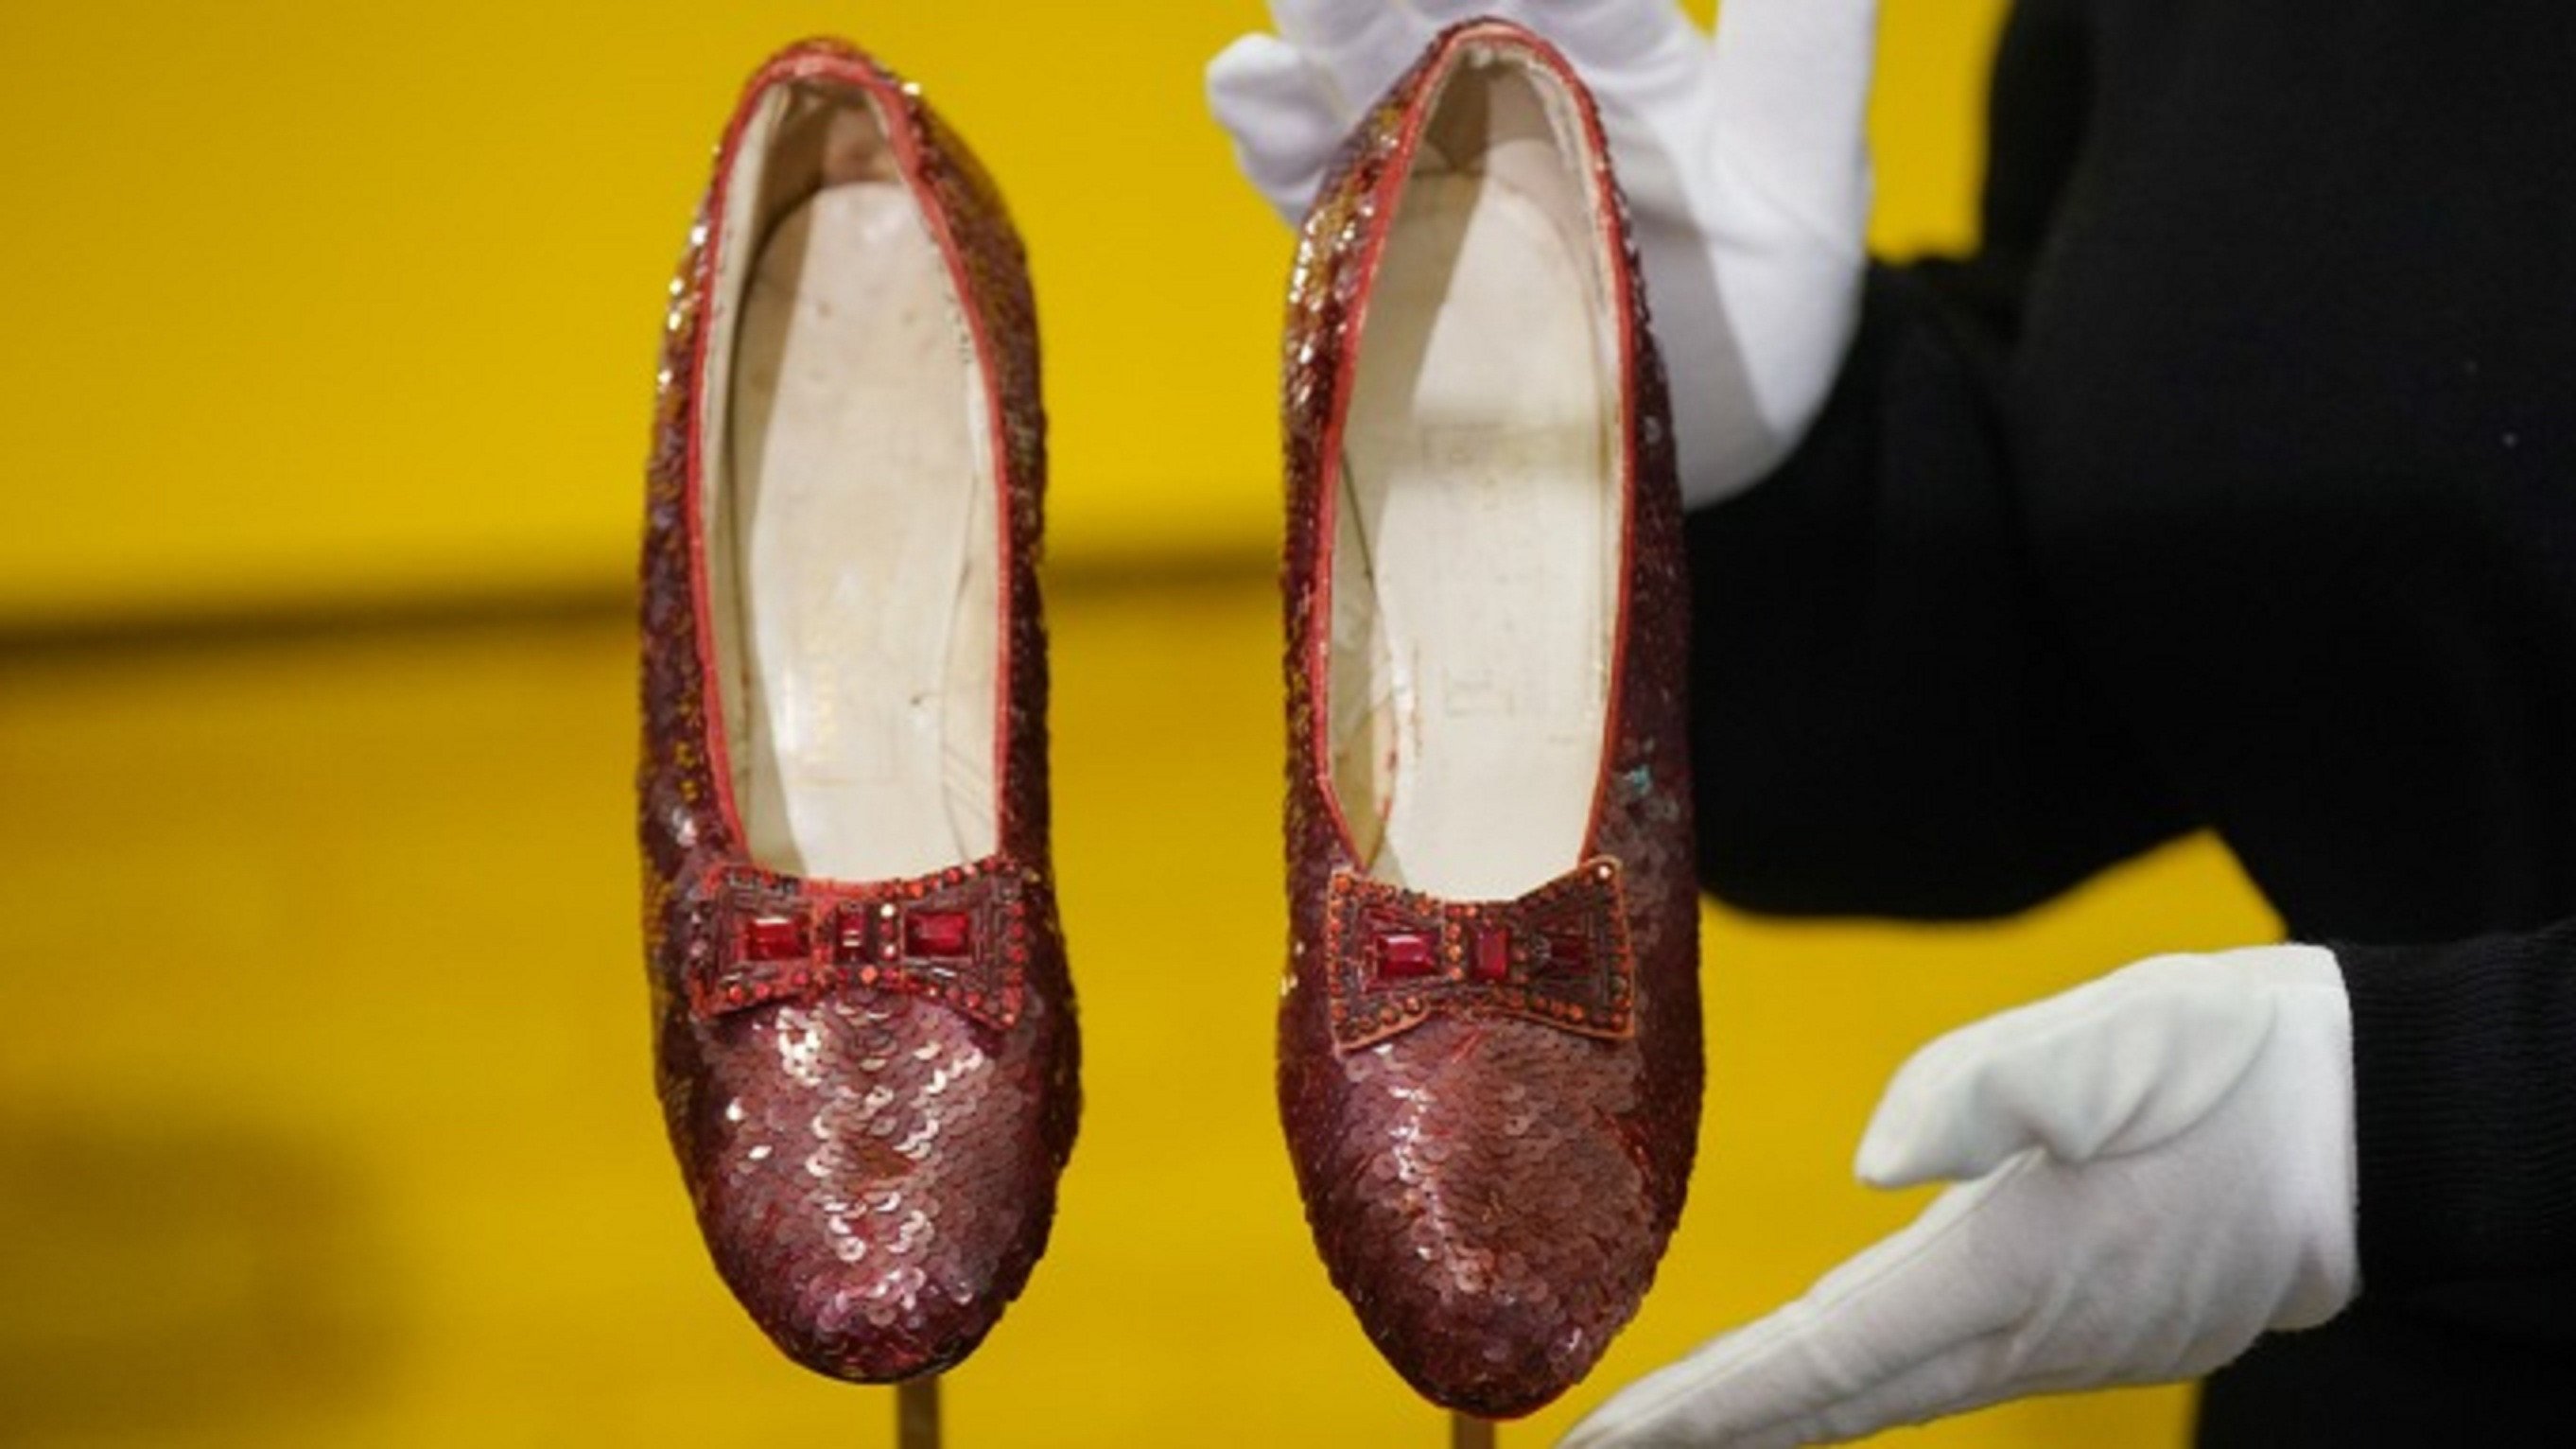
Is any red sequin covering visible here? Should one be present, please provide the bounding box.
[1274,22,1702,1419]
[638,39,1076,1386]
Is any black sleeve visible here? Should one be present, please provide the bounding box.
[1687,0,2190,918]
[2337,923,2576,1336]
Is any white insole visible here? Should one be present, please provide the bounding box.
[1333,168,1613,900]
[724,181,998,882]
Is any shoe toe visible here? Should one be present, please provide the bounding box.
[1304,1017,1663,1417]
[678,992,1062,1382]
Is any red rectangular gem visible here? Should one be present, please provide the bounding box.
[743,915,809,961]
[1540,929,1590,978]
[1373,930,1437,981]
[904,909,974,959]
[1471,925,1512,983]
[833,907,872,962]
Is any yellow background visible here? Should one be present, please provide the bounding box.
[0,2,2271,1445]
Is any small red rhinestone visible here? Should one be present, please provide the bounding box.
[1372,930,1437,981]
[905,909,974,958]
[833,907,871,961]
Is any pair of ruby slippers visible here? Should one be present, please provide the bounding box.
[641,26,1697,1418]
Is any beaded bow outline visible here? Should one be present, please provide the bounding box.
[1323,857,1635,1051]
[682,854,1040,1032]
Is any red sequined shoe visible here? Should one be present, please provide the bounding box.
[1276,21,1701,1418]
[638,39,1075,1383]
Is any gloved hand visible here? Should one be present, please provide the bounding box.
[1562,945,2359,1448]
[1208,0,1879,508]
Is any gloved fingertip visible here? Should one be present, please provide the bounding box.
[1850,1044,1956,1188]
[1854,1032,2025,1187]
[1268,0,1392,55]
[1512,0,1699,74]
[1205,33,1348,222]
[1853,1109,1932,1190]
[1206,33,1313,113]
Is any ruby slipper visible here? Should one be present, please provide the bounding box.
[1274,20,1702,1418]
[638,38,1075,1383]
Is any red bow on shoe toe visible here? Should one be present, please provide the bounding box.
[684,856,1040,1031]
[1323,857,1636,1051]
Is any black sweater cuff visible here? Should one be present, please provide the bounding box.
[2336,922,2576,1310]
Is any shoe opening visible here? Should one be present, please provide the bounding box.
[697,78,1003,882]
[1328,44,1626,900]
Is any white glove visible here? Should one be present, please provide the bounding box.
[1208,0,1879,507]
[1563,945,2359,1449]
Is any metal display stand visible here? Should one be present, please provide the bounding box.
[893,1378,1494,1444]
[897,1377,941,1449]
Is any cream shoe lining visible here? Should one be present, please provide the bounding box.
[699,85,1000,882]
[1330,51,1621,901]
